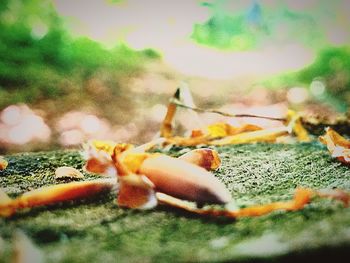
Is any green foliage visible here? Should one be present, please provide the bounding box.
[192,1,262,51]
[299,46,350,110]
[298,46,350,86]
[262,46,350,111]
[0,0,159,109]
[191,0,326,51]
[192,14,257,50]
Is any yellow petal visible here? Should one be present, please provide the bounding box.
[206,123,232,138]
[206,123,262,138]
[165,136,210,147]
[89,140,117,155]
[286,110,310,142]
[121,153,153,174]
[210,126,288,145]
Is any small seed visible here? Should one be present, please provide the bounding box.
[55,166,84,179]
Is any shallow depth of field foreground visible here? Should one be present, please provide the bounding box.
[1,142,350,262]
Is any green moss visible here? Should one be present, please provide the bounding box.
[1,143,350,262]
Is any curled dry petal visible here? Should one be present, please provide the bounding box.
[0,179,116,217]
[139,155,231,204]
[118,174,157,209]
[158,187,349,219]
[319,127,350,164]
[54,166,84,179]
[178,148,221,170]
[156,188,314,219]
[0,157,8,171]
[83,140,117,176]
[286,110,311,142]
[112,152,157,209]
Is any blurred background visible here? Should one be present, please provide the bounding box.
[0,0,349,154]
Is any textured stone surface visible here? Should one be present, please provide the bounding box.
[1,143,350,262]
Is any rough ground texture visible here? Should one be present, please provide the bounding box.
[0,142,350,262]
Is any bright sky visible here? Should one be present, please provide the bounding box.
[53,0,348,79]
[54,0,209,49]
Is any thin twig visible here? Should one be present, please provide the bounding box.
[170,98,286,122]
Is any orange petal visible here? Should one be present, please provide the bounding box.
[319,127,350,164]
[178,148,221,170]
[156,188,314,219]
[191,129,204,138]
[0,179,116,217]
[0,156,8,171]
[117,174,157,209]
[84,157,116,176]
[83,141,117,176]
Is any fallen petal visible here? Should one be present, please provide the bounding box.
[117,174,157,209]
[286,110,311,142]
[0,157,8,171]
[319,127,350,164]
[82,140,117,176]
[156,188,314,219]
[140,155,231,204]
[1,179,116,217]
[210,126,289,146]
[178,148,221,170]
[206,123,262,138]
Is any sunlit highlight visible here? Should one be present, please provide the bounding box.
[0,105,51,145]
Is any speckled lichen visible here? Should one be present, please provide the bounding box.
[1,143,350,262]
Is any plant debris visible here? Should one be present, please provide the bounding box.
[160,87,310,146]
[319,127,350,165]
[0,157,8,171]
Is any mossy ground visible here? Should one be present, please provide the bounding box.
[1,143,350,262]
